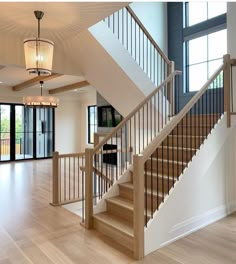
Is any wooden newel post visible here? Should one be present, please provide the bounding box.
[133,154,144,260]
[52,151,60,205]
[85,148,94,229]
[223,54,231,128]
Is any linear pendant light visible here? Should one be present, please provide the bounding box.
[23,81,59,108]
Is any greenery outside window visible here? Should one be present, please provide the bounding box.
[88,105,97,144]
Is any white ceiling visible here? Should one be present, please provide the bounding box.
[0,2,128,99]
[0,65,84,88]
[0,65,95,99]
[0,2,128,43]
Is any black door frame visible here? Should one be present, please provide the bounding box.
[0,103,55,162]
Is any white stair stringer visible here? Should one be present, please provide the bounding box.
[89,21,158,97]
[77,27,144,116]
[144,114,236,255]
[76,21,169,117]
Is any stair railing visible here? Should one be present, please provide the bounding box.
[85,71,182,229]
[51,151,86,222]
[131,55,232,257]
[103,6,172,89]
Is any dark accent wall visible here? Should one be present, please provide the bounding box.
[167,2,190,112]
[167,2,183,73]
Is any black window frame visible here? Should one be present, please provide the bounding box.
[183,2,227,93]
[87,105,97,144]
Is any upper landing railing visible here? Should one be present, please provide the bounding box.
[104,6,172,87]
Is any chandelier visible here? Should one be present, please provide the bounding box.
[24,11,54,75]
[23,11,59,108]
[23,81,59,108]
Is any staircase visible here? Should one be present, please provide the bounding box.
[92,112,222,253]
[82,6,232,259]
[84,58,230,259]
[51,4,234,260]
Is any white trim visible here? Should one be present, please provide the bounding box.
[160,202,236,248]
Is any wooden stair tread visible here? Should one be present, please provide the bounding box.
[144,171,176,181]
[184,113,220,116]
[148,157,188,165]
[176,124,212,127]
[107,196,153,218]
[119,182,166,197]
[130,168,176,181]
[119,182,135,192]
[106,196,134,211]
[160,146,197,151]
[94,212,134,238]
[167,134,202,138]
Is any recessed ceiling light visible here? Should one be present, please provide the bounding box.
[74,89,78,92]
[0,81,2,84]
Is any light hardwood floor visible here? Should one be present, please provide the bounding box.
[0,160,235,264]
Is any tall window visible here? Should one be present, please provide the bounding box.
[185,2,226,27]
[184,2,227,92]
[88,105,97,144]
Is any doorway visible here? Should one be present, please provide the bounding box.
[0,104,55,162]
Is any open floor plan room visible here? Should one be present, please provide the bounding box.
[0,160,235,264]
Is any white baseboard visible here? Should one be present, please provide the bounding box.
[159,201,236,249]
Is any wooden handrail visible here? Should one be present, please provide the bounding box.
[126,6,171,65]
[141,63,224,162]
[80,165,113,185]
[93,70,182,153]
[58,152,85,158]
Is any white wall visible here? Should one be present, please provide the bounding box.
[55,92,96,154]
[55,100,81,154]
[130,2,168,55]
[145,115,236,255]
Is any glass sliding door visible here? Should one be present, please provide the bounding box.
[0,103,54,162]
[0,105,11,161]
[15,106,34,160]
[36,108,54,158]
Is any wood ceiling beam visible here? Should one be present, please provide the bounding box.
[48,80,90,95]
[12,73,63,91]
